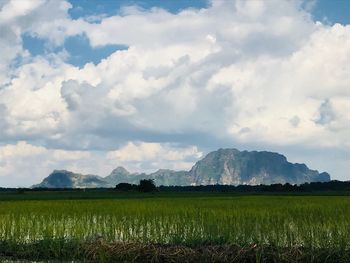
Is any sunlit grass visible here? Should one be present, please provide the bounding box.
[1,195,350,250]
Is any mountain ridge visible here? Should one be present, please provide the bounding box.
[33,148,330,188]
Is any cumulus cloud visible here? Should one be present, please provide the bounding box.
[0,0,350,186]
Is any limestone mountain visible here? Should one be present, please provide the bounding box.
[33,148,330,188]
[189,148,330,185]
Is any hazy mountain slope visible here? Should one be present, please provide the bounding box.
[105,167,190,186]
[104,167,137,184]
[148,169,191,186]
[32,170,112,188]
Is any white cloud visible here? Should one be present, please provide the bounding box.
[0,0,350,185]
[0,141,94,187]
[0,0,44,22]
[107,141,202,172]
[0,57,70,139]
[0,141,46,157]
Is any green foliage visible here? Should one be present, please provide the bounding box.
[115,183,138,191]
[138,179,157,192]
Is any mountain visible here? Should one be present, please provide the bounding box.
[189,148,330,185]
[32,170,112,188]
[104,166,135,184]
[104,167,190,186]
[148,169,191,186]
[33,148,330,188]
[33,168,190,188]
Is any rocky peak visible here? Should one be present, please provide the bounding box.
[189,148,330,185]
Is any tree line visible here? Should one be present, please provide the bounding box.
[1,180,350,193]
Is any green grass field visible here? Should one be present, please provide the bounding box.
[1,191,350,262]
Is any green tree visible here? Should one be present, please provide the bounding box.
[138,179,157,192]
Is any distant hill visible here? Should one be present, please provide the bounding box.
[32,170,111,188]
[33,148,330,188]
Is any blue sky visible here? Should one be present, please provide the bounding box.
[1,0,350,187]
[68,0,209,18]
[65,0,350,24]
[313,0,350,25]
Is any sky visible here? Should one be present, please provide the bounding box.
[0,0,350,187]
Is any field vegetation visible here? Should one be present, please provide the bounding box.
[1,192,350,262]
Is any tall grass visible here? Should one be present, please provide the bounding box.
[1,195,350,250]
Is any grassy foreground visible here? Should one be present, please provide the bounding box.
[1,192,350,262]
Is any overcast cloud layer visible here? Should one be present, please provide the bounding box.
[0,0,349,187]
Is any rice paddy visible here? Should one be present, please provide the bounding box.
[1,192,350,262]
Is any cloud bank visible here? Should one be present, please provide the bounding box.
[0,0,349,186]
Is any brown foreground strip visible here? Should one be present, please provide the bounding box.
[82,241,348,263]
[1,240,350,263]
